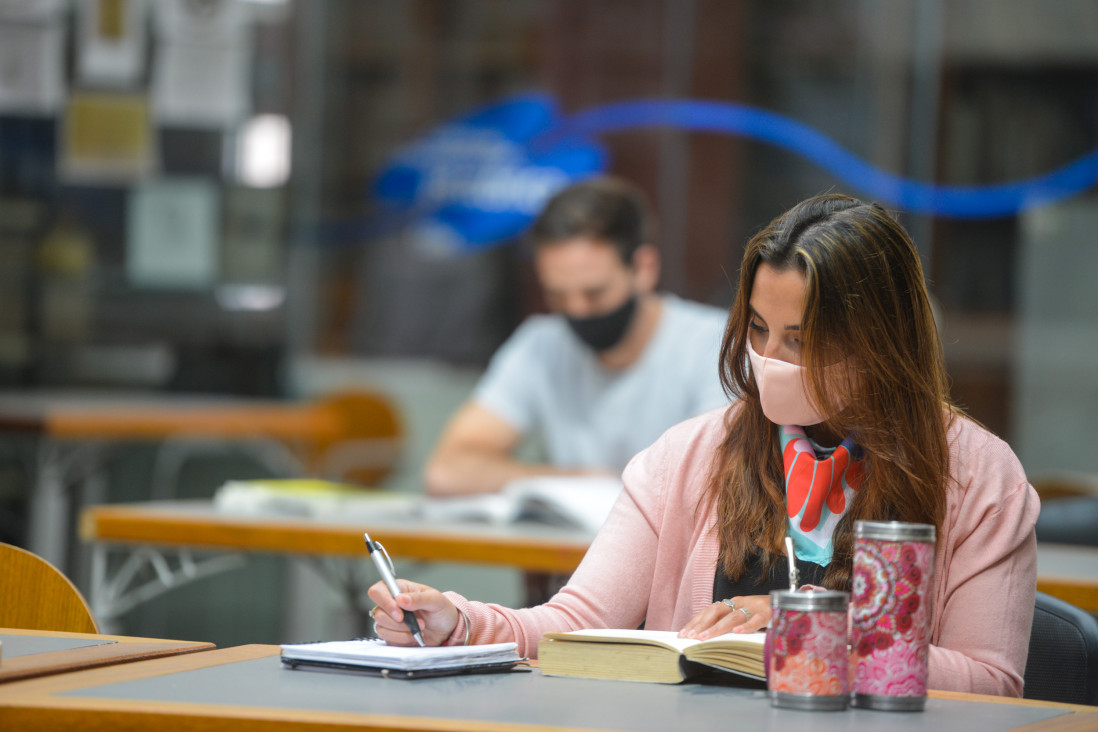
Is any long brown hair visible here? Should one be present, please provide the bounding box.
[710,194,953,590]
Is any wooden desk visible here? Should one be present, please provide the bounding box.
[0,390,400,573]
[0,628,214,683]
[0,393,343,442]
[81,499,590,573]
[0,645,1093,732]
[84,505,1095,588]
[79,499,591,629]
[1036,543,1098,614]
[81,501,1098,615]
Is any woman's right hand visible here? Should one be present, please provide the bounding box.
[367,579,459,646]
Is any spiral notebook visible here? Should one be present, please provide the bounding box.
[280,638,528,679]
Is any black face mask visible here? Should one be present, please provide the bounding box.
[565,295,638,353]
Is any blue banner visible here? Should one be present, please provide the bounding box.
[367,93,1098,253]
[552,99,1098,219]
[371,93,607,254]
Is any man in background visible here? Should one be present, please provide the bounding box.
[424,175,730,497]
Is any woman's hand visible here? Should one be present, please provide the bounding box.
[367,579,459,646]
[678,595,771,639]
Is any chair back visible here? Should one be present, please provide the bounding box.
[1023,591,1098,705]
[307,390,404,485]
[1032,472,1098,502]
[0,542,99,633]
[1033,472,1098,547]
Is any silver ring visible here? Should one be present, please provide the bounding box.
[370,606,383,633]
[738,607,751,620]
[721,598,737,610]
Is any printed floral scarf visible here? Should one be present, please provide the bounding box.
[780,424,865,566]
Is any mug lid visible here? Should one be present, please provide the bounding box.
[854,520,936,542]
[770,589,849,612]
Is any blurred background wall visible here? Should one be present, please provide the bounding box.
[1,0,1095,644]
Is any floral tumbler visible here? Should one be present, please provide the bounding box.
[850,520,936,711]
[768,589,850,711]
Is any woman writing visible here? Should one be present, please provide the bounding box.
[369,194,1038,696]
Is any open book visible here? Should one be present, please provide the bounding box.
[538,628,767,684]
[214,476,622,534]
[420,476,623,534]
[280,638,525,679]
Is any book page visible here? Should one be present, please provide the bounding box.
[544,628,766,653]
[419,493,518,525]
[418,476,623,532]
[505,476,623,534]
[693,630,767,648]
[543,628,699,653]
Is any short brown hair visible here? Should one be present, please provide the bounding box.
[526,176,651,263]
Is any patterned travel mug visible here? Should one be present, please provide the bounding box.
[850,520,936,711]
[768,589,850,711]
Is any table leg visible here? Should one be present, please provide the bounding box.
[88,543,246,634]
[27,441,69,570]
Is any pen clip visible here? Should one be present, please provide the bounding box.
[364,533,397,576]
[375,540,396,577]
[785,535,799,592]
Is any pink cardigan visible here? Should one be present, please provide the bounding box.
[446,406,1039,696]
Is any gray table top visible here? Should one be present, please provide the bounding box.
[1036,542,1098,581]
[0,634,116,660]
[59,654,1068,732]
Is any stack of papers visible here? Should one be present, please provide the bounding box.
[280,638,525,679]
[213,480,419,522]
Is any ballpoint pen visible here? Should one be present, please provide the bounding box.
[364,532,426,646]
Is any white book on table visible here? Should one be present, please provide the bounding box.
[420,475,623,534]
[212,479,420,522]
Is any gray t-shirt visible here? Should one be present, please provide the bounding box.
[473,294,731,474]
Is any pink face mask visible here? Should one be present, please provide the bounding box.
[746,339,827,426]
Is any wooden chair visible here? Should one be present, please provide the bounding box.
[0,542,99,633]
[1032,472,1098,502]
[147,388,405,500]
[306,390,404,486]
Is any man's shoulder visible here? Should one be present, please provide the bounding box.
[503,313,572,350]
[652,295,727,360]
[483,313,591,383]
[660,294,728,332]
